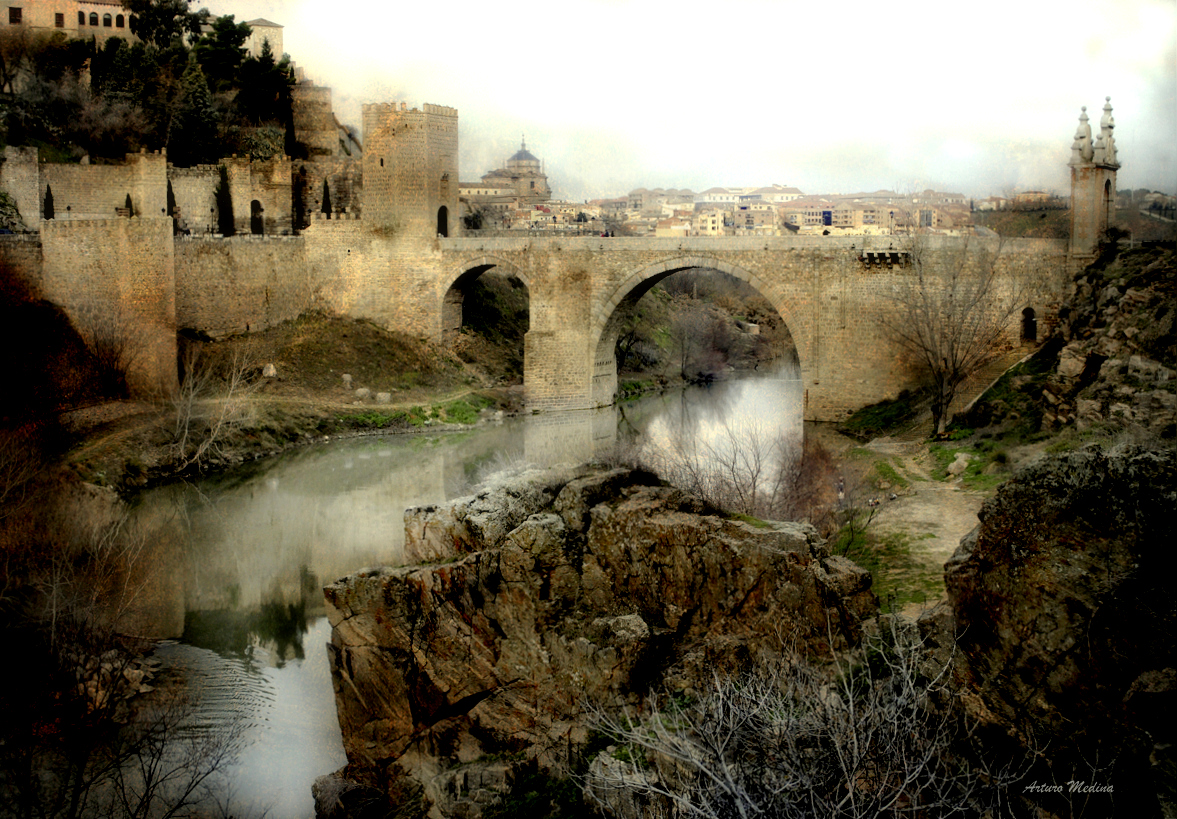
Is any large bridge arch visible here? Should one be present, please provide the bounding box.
[441,255,530,334]
[588,255,811,409]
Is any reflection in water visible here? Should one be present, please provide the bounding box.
[134,378,804,818]
[153,617,344,819]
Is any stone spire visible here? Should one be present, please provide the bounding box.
[1079,106,1094,163]
[1100,96,1118,167]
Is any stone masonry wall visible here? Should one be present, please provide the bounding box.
[40,151,168,221]
[40,217,176,395]
[0,235,45,300]
[361,103,458,239]
[174,236,314,336]
[292,83,339,158]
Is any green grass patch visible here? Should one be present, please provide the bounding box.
[837,528,944,611]
[334,410,411,430]
[440,396,489,425]
[873,459,909,490]
[729,512,773,529]
[840,390,923,440]
[619,379,659,400]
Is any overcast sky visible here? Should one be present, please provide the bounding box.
[200,0,1176,202]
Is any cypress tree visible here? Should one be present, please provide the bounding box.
[124,193,134,216]
[215,165,235,236]
[43,185,54,220]
[321,178,332,219]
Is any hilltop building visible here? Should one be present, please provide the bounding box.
[461,139,551,209]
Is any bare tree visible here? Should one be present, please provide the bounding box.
[882,236,1028,435]
[644,420,838,528]
[169,344,257,472]
[586,619,1031,819]
[76,301,144,399]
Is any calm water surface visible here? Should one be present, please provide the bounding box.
[137,369,802,816]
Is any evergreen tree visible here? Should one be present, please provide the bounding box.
[321,178,332,219]
[123,0,207,49]
[292,165,307,233]
[166,179,175,216]
[215,165,234,235]
[191,15,250,94]
[170,58,218,165]
[43,185,54,220]
[124,193,134,216]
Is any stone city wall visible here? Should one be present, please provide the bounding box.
[0,234,46,300]
[292,83,340,159]
[168,157,293,236]
[40,217,177,395]
[174,235,314,336]
[40,151,168,221]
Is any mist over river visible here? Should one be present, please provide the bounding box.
[134,369,802,817]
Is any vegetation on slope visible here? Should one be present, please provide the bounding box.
[0,1,301,165]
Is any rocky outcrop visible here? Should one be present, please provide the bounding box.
[324,466,877,814]
[927,445,1177,817]
[1043,247,1176,432]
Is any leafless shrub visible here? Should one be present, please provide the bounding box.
[586,620,1031,818]
[0,495,254,819]
[0,425,44,525]
[76,302,143,399]
[643,420,838,528]
[169,344,258,472]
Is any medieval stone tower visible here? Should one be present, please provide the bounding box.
[361,102,459,239]
[1069,97,1119,265]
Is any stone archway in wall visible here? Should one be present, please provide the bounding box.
[442,256,531,384]
[589,257,809,410]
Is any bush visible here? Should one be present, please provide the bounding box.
[587,622,1029,818]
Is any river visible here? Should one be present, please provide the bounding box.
[135,369,803,817]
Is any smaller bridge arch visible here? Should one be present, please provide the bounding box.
[441,254,531,339]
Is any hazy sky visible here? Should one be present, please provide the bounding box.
[200,0,1175,202]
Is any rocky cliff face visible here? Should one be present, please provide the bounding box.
[1043,246,1176,433]
[927,445,1177,817]
[322,465,877,814]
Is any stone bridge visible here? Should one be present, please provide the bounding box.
[340,232,1069,421]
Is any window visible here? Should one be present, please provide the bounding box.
[115,14,123,27]
[78,10,84,24]
[102,13,111,26]
[8,7,21,25]
[89,12,97,25]
[55,12,63,26]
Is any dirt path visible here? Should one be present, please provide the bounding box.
[863,439,989,614]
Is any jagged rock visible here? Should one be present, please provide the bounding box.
[1045,249,1177,435]
[931,446,1177,816]
[325,466,878,808]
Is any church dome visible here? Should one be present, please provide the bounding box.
[510,146,539,163]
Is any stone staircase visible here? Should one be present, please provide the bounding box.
[889,346,1035,442]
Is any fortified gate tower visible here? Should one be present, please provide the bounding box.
[1069,97,1119,267]
[362,102,460,240]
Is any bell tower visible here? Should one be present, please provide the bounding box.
[1069,97,1120,265]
